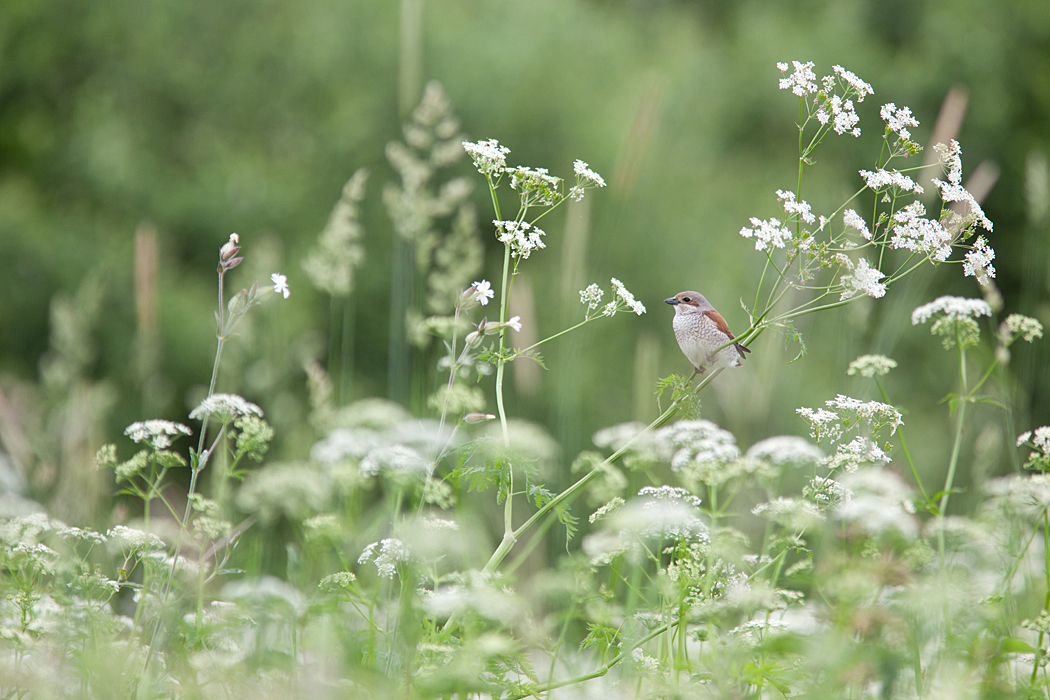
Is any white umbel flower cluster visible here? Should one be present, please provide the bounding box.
[493,220,546,259]
[124,420,192,450]
[910,296,992,325]
[739,217,792,251]
[189,393,264,421]
[462,139,509,176]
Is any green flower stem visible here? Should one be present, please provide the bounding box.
[495,244,514,539]
[1032,509,1050,684]
[875,378,929,504]
[480,369,724,578]
[509,619,677,699]
[519,315,593,354]
[938,340,969,516]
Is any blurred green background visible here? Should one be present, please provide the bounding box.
[1,0,1049,523]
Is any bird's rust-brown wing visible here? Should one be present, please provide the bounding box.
[703,309,752,358]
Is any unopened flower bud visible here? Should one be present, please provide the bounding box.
[228,289,249,315]
[463,413,496,424]
[220,233,241,261]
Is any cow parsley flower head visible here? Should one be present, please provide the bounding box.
[573,160,606,188]
[842,209,871,240]
[462,139,509,176]
[833,65,874,100]
[880,103,920,141]
[745,436,824,468]
[912,296,993,350]
[610,278,646,315]
[911,296,993,325]
[493,220,546,259]
[932,140,993,232]
[890,202,953,262]
[655,419,740,472]
[777,60,818,96]
[124,420,192,450]
[776,190,817,224]
[358,538,410,579]
[1000,314,1044,345]
[579,283,604,310]
[839,258,886,301]
[506,166,562,206]
[963,236,996,283]
[847,354,898,378]
[739,217,791,251]
[859,168,924,194]
[189,393,265,422]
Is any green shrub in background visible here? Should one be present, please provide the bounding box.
[2,61,1049,699]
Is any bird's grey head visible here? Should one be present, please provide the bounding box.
[664,291,711,315]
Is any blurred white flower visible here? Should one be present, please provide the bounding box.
[847,354,897,377]
[358,538,409,579]
[271,273,290,299]
[124,420,192,450]
[911,296,992,325]
[470,280,494,305]
[190,393,264,421]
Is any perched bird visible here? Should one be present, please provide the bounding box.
[665,291,751,374]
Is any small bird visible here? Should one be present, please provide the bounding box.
[665,291,751,374]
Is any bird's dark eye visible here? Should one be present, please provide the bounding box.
[682,296,691,302]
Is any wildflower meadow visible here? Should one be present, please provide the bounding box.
[2,57,1050,700]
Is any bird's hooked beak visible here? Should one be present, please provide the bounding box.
[664,297,679,306]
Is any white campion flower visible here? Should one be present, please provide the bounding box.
[880,103,920,140]
[579,283,604,310]
[776,190,817,224]
[842,209,871,240]
[189,393,264,421]
[963,236,996,282]
[859,168,924,194]
[889,202,953,261]
[470,280,494,306]
[839,258,886,300]
[777,60,817,96]
[739,217,792,251]
[911,296,992,325]
[847,354,898,377]
[493,220,546,259]
[124,420,192,450]
[271,273,290,299]
[610,278,646,315]
[504,315,522,332]
[462,139,509,176]
[358,538,409,579]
